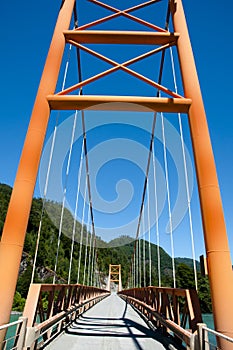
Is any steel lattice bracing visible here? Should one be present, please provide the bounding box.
[107,264,122,292]
[0,1,233,349]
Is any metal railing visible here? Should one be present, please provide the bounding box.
[119,286,203,349]
[1,289,233,350]
[197,323,233,350]
[0,317,27,350]
[22,283,110,349]
[119,287,233,350]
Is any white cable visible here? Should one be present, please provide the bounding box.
[77,175,88,284]
[152,143,161,287]
[147,185,152,286]
[169,46,198,290]
[83,203,91,286]
[134,251,136,288]
[138,236,141,288]
[93,251,98,287]
[161,111,176,288]
[87,226,93,286]
[62,44,72,91]
[53,111,77,284]
[136,240,139,287]
[90,239,96,286]
[31,45,73,283]
[68,138,84,284]
[142,210,146,287]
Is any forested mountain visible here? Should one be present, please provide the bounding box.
[0,183,211,312]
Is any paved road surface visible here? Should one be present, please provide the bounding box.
[46,293,177,350]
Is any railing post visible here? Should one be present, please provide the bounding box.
[24,327,40,350]
[15,317,27,350]
[197,323,210,350]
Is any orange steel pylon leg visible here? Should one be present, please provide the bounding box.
[0,0,75,334]
[171,0,233,347]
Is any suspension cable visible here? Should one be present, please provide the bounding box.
[129,261,132,288]
[83,202,91,285]
[133,249,136,288]
[152,142,161,287]
[31,43,73,283]
[53,109,78,284]
[169,46,198,290]
[76,24,98,285]
[139,236,142,287]
[90,236,96,286]
[74,7,99,287]
[147,185,152,286]
[93,249,98,287]
[134,2,171,249]
[68,138,84,284]
[142,210,146,287]
[87,222,93,285]
[136,239,139,287]
[77,175,88,284]
[31,121,58,283]
[161,110,176,288]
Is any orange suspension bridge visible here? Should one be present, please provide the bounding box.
[0,0,233,349]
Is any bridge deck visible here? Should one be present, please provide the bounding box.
[45,293,179,350]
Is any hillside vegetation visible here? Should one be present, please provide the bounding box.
[0,183,211,312]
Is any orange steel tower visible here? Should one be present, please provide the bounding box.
[0,0,233,348]
[107,264,122,292]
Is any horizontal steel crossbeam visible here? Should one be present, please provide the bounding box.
[47,95,192,112]
[64,30,179,45]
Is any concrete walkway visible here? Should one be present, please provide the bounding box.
[46,293,177,350]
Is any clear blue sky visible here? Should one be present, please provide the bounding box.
[0,1,233,260]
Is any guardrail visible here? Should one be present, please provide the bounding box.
[22,283,110,349]
[0,317,27,350]
[119,286,203,348]
[197,323,233,350]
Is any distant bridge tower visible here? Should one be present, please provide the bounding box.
[107,265,122,292]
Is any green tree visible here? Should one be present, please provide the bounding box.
[176,263,196,289]
[12,291,25,312]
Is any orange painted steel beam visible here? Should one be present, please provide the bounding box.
[171,0,233,346]
[47,95,192,113]
[0,0,75,333]
[64,30,179,45]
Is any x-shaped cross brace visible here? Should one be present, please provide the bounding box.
[78,0,166,32]
[56,39,182,98]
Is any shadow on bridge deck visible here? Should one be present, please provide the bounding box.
[45,293,182,350]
